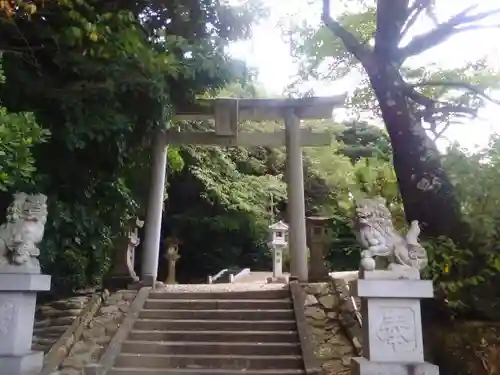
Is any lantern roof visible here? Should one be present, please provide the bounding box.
[269,220,289,231]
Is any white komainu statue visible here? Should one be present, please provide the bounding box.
[354,197,428,272]
[0,192,48,273]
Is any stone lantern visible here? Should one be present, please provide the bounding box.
[106,217,143,289]
[306,216,332,282]
[267,221,289,283]
[164,237,181,284]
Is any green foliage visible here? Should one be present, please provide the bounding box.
[0,0,261,292]
[166,136,287,280]
[337,121,391,163]
[420,137,500,318]
[0,107,49,191]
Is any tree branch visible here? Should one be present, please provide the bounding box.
[399,6,500,61]
[403,81,478,140]
[411,81,500,105]
[321,0,371,63]
[374,0,410,58]
[400,1,429,41]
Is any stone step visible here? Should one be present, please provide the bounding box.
[143,299,293,310]
[34,316,76,328]
[128,330,299,343]
[114,353,303,370]
[31,344,51,352]
[32,337,58,345]
[33,326,68,335]
[133,319,297,331]
[139,309,295,320]
[121,341,301,356]
[109,368,305,375]
[148,290,289,301]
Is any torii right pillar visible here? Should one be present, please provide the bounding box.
[284,109,308,282]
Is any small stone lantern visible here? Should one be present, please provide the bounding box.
[164,237,181,284]
[306,216,332,282]
[267,221,289,282]
[106,217,143,289]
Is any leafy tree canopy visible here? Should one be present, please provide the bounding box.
[0,0,266,291]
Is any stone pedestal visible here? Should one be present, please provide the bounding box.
[0,273,51,375]
[350,270,439,375]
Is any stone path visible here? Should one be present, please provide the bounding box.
[216,270,358,284]
[155,280,288,292]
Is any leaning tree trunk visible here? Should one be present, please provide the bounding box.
[366,64,470,244]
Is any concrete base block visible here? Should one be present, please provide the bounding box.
[0,350,43,375]
[351,357,439,375]
[0,273,51,292]
[141,275,156,287]
[0,274,51,356]
[353,279,434,299]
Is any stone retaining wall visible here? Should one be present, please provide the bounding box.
[33,295,94,353]
[302,279,363,375]
[56,289,136,375]
[41,291,110,375]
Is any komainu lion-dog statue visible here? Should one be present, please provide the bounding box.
[354,197,428,273]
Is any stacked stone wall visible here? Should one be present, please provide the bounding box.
[302,279,363,375]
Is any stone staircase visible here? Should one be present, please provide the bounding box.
[109,287,307,375]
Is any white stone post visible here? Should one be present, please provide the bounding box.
[141,131,168,286]
[350,270,439,375]
[272,247,283,278]
[284,110,308,282]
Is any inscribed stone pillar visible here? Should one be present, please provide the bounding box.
[273,247,283,278]
[306,216,331,282]
[350,271,439,375]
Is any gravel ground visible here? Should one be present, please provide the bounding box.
[155,281,288,293]
[153,270,359,293]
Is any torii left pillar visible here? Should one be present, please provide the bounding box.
[141,131,167,286]
[285,110,308,282]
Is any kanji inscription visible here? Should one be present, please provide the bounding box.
[375,306,417,352]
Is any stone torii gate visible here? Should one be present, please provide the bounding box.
[140,96,345,285]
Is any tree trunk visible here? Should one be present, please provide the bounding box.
[366,63,469,243]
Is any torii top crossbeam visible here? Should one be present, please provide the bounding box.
[174,96,346,121]
[167,95,346,147]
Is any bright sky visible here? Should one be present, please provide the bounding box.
[229,0,500,151]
